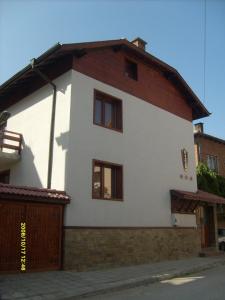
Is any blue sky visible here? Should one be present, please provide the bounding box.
[0,0,225,139]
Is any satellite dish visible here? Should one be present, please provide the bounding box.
[0,111,11,127]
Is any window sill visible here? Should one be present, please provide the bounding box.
[124,74,138,81]
[92,197,123,202]
[93,122,123,133]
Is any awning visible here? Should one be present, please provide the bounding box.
[0,183,70,204]
[170,189,225,214]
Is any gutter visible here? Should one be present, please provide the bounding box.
[0,43,61,90]
[30,59,57,189]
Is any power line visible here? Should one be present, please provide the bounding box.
[203,0,207,104]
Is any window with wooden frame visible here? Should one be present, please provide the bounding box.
[125,59,138,80]
[92,160,123,201]
[94,90,122,132]
[207,155,218,173]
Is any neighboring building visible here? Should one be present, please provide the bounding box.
[1,37,224,273]
[194,123,225,238]
[194,123,225,177]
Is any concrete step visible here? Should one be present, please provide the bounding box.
[199,247,225,257]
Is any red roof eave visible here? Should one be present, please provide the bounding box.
[0,183,70,204]
[171,189,225,205]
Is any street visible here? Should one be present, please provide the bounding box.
[86,265,225,300]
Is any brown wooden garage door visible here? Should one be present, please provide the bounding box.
[0,200,63,272]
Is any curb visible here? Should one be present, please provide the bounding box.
[65,258,225,299]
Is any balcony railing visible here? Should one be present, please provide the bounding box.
[0,130,22,155]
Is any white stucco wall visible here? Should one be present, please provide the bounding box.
[4,68,198,228]
[6,71,72,189]
[64,70,198,227]
[172,213,197,227]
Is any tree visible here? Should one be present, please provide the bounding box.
[196,163,225,198]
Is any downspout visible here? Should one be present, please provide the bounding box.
[30,59,57,189]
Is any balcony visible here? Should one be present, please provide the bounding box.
[0,130,22,168]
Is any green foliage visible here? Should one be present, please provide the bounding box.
[197,163,225,197]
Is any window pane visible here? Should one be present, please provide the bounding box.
[94,91,122,131]
[213,157,218,172]
[207,155,218,172]
[104,102,113,128]
[104,167,112,199]
[207,156,211,169]
[125,59,138,80]
[94,99,102,125]
[93,165,101,198]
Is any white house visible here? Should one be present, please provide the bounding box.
[1,38,221,273]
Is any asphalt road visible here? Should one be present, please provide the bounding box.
[86,265,225,300]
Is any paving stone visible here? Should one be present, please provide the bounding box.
[41,295,57,300]
[1,295,14,300]
[28,296,44,300]
[11,291,26,298]
[0,256,225,300]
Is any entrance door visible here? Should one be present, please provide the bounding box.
[0,200,63,272]
[203,206,215,248]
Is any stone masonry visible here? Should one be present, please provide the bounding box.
[63,227,201,271]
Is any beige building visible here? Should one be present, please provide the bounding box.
[194,123,225,246]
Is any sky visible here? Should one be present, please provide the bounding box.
[0,0,225,139]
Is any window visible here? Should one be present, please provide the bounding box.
[94,90,122,131]
[207,155,218,173]
[92,160,123,200]
[125,59,138,80]
[0,170,10,184]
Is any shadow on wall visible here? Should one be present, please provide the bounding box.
[56,130,71,192]
[56,131,69,151]
[10,142,43,188]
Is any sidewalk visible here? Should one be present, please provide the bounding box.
[1,256,225,300]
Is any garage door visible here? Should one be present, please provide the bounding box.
[0,200,63,272]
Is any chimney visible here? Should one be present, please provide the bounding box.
[194,123,204,133]
[131,37,147,51]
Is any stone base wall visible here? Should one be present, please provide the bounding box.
[63,227,201,271]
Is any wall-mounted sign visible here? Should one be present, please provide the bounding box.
[181,148,189,172]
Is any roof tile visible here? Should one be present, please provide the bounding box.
[0,183,70,204]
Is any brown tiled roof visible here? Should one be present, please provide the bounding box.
[0,39,210,120]
[171,189,225,204]
[194,132,225,146]
[0,183,70,204]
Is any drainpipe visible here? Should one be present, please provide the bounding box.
[30,58,57,189]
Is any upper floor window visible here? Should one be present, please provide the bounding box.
[92,160,123,201]
[207,155,218,173]
[125,59,138,80]
[94,90,122,132]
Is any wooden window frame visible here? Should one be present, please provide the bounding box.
[207,154,219,173]
[93,90,123,133]
[124,58,138,81]
[92,159,123,201]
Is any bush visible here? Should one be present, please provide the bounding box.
[197,163,225,198]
